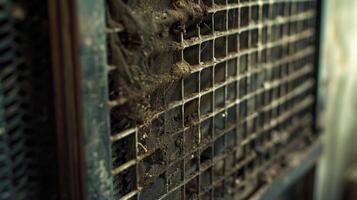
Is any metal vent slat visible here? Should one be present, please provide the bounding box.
[0,1,57,199]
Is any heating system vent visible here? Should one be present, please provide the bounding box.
[0,0,320,199]
[0,2,27,199]
[106,0,319,199]
[0,1,57,199]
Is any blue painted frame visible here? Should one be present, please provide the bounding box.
[257,141,322,200]
[76,1,113,199]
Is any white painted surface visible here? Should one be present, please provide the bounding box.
[316,0,357,199]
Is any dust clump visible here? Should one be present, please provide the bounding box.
[107,0,207,191]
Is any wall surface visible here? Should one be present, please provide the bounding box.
[316,0,357,199]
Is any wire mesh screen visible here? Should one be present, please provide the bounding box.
[106,0,318,199]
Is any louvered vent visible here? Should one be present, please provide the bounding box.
[106,0,319,199]
[0,1,57,199]
[0,2,28,199]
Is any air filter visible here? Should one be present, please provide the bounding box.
[0,0,321,199]
[106,0,319,199]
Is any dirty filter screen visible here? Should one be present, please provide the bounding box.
[106,0,318,199]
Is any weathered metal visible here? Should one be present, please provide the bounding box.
[77,0,114,199]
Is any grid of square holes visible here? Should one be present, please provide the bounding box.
[107,0,318,199]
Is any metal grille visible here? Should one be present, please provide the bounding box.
[107,0,318,199]
[0,1,57,199]
[0,2,28,199]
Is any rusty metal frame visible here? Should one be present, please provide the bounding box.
[49,0,85,199]
[49,0,113,199]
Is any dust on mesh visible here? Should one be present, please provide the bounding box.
[106,0,318,199]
